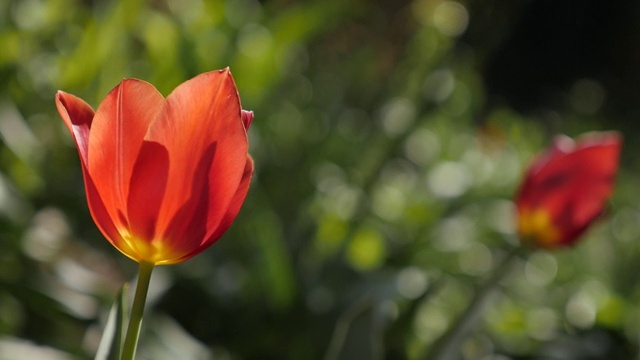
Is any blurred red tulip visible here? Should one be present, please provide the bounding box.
[56,69,253,265]
[515,132,621,248]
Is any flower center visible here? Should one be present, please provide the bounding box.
[517,208,560,248]
[116,229,177,265]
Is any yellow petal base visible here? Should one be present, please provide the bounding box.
[517,208,560,248]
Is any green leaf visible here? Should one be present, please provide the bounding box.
[95,284,129,360]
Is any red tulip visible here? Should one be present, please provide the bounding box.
[56,69,253,265]
[515,131,621,248]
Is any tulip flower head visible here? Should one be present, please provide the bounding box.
[515,132,621,248]
[56,69,253,265]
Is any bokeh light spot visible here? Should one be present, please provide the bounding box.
[569,78,606,114]
[423,69,455,103]
[566,292,597,329]
[346,228,386,271]
[238,24,273,58]
[458,242,492,276]
[433,1,469,37]
[404,128,440,166]
[396,267,429,300]
[524,252,558,287]
[526,308,558,341]
[372,185,406,221]
[433,215,475,252]
[428,161,472,198]
[380,97,416,137]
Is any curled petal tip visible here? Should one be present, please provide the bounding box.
[217,67,231,76]
[550,135,575,153]
[242,110,254,130]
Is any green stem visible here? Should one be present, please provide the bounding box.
[121,261,154,360]
[323,299,374,360]
[426,246,528,360]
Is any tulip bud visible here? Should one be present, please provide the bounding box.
[515,132,621,248]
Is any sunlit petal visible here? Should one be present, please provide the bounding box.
[172,156,254,264]
[209,156,254,241]
[88,79,164,233]
[145,69,248,245]
[126,141,170,243]
[57,69,253,265]
[55,91,94,165]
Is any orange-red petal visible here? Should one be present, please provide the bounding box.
[126,141,170,243]
[55,91,94,164]
[55,92,124,249]
[209,155,254,241]
[516,131,621,247]
[58,69,253,265]
[87,79,165,235]
[142,69,249,256]
[175,156,254,264]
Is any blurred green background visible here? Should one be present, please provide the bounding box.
[1,0,640,359]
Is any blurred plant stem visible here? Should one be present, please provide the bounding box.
[324,298,376,360]
[121,261,154,360]
[426,245,529,360]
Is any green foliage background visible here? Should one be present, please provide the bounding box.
[0,0,639,359]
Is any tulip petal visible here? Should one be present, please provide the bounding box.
[175,156,254,264]
[55,91,94,165]
[58,69,254,265]
[242,110,254,130]
[516,132,621,246]
[56,92,124,249]
[88,79,165,231]
[145,69,249,247]
[126,141,170,244]
[549,140,619,244]
[208,155,254,242]
[155,143,218,264]
[83,169,127,254]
